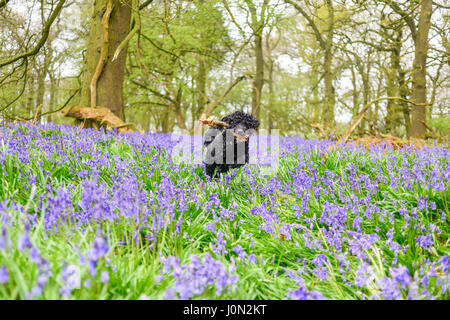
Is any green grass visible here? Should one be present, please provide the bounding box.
[0,124,448,300]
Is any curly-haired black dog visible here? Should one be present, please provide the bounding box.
[203,111,259,178]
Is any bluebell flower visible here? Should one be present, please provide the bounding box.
[100,271,109,283]
[285,285,325,300]
[18,233,32,252]
[0,266,8,284]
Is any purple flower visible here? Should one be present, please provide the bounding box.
[233,244,246,262]
[377,277,402,300]
[163,254,238,299]
[18,233,32,252]
[155,275,164,284]
[87,237,109,277]
[439,256,450,274]
[311,254,327,267]
[248,254,257,264]
[286,286,308,300]
[0,228,9,249]
[355,262,375,288]
[0,266,8,284]
[100,271,109,283]
[415,234,433,249]
[285,284,325,300]
[390,266,411,290]
[313,267,328,281]
[205,223,216,233]
[60,264,80,297]
[212,230,228,256]
[165,288,176,300]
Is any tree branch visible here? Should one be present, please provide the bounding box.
[0,0,66,68]
[204,75,249,115]
[380,0,417,42]
[284,0,326,48]
[221,0,245,34]
[130,79,176,105]
[139,0,154,10]
[0,0,10,9]
[112,0,140,62]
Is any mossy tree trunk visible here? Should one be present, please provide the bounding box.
[79,0,132,121]
[411,0,432,139]
[245,0,269,122]
[36,45,52,123]
[26,59,35,119]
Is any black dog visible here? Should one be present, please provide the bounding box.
[203,111,259,178]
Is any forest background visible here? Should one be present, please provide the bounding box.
[0,0,448,141]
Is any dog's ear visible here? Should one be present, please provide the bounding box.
[240,114,259,131]
[221,114,235,127]
[247,118,259,131]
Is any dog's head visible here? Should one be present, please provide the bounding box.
[221,111,259,131]
[203,111,259,147]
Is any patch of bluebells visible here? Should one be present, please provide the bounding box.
[354,262,375,288]
[0,123,449,299]
[60,265,80,297]
[86,237,110,277]
[162,254,238,299]
[0,224,52,299]
[0,266,8,284]
[285,280,325,300]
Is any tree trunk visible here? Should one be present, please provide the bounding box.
[142,109,151,132]
[48,73,57,123]
[385,46,402,134]
[252,33,264,121]
[386,29,407,136]
[245,0,267,122]
[26,60,35,119]
[350,64,359,119]
[197,58,207,115]
[161,106,172,133]
[36,46,52,124]
[79,0,132,120]
[267,55,274,131]
[173,86,188,132]
[193,56,208,135]
[322,0,335,128]
[322,48,334,127]
[398,70,411,138]
[411,0,432,139]
[355,57,370,135]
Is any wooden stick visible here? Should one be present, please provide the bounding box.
[230,131,249,142]
[199,116,248,141]
[199,117,230,128]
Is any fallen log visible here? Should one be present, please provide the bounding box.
[61,105,144,134]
